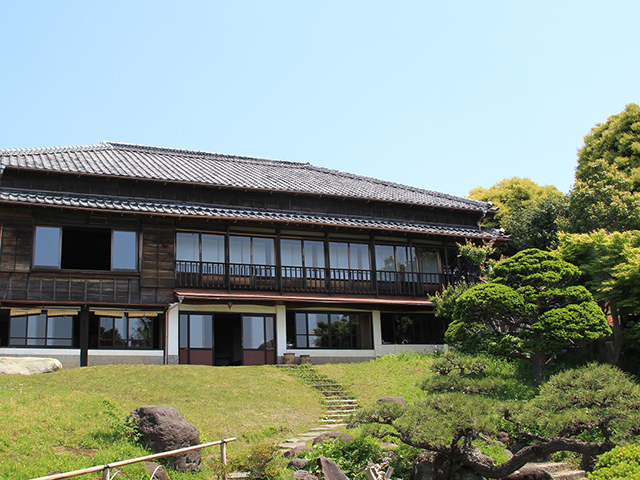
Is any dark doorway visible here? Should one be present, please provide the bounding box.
[179,312,275,366]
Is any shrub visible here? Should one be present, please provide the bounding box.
[302,436,382,479]
[588,444,640,480]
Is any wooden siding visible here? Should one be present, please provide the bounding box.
[0,220,32,273]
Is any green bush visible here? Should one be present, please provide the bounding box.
[303,436,382,479]
[588,445,640,480]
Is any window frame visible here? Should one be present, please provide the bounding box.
[9,313,75,348]
[33,225,139,272]
[286,311,371,350]
[97,313,154,350]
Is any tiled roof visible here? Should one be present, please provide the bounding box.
[0,142,491,213]
[0,187,505,241]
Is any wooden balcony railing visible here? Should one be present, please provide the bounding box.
[176,261,456,297]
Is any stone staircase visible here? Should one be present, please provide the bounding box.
[277,365,358,449]
[531,461,586,480]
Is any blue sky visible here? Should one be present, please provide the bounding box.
[1,1,638,197]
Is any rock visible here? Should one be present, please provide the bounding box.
[497,432,511,444]
[283,445,311,458]
[409,451,450,480]
[0,357,62,375]
[319,456,349,480]
[288,458,310,470]
[377,396,408,406]
[459,468,483,480]
[293,470,318,480]
[501,466,553,480]
[145,462,169,480]
[312,432,354,445]
[130,406,201,470]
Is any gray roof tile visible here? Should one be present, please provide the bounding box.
[0,142,492,212]
[0,187,504,241]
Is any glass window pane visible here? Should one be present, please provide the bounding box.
[129,317,153,348]
[281,240,303,267]
[47,316,73,340]
[265,317,275,350]
[100,317,114,346]
[296,335,308,348]
[229,236,251,264]
[329,242,349,269]
[202,234,225,263]
[189,315,213,348]
[375,245,395,271]
[396,246,412,271]
[304,241,325,268]
[34,226,61,267]
[10,316,27,338]
[114,316,127,348]
[113,231,137,270]
[243,316,265,349]
[295,313,307,334]
[27,314,47,339]
[176,233,199,261]
[417,249,440,274]
[253,238,275,265]
[179,314,188,348]
[350,244,370,270]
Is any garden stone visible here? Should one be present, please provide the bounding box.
[319,456,349,480]
[293,470,318,480]
[130,406,201,470]
[377,396,407,406]
[312,432,354,445]
[409,451,450,480]
[0,357,62,375]
[288,458,310,470]
[284,445,311,458]
[459,468,483,480]
[145,462,169,480]
[502,466,553,480]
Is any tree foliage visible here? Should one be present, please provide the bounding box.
[568,103,640,233]
[354,363,640,479]
[445,249,611,383]
[469,177,566,253]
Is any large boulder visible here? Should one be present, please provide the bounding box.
[130,406,201,470]
[319,456,349,480]
[409,451,450,480]
[0,357,62,375]
[293,470,318,480]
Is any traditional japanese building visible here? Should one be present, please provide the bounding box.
[0,142,505,367]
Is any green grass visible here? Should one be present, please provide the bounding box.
[0,365,323,479]
[316,352,438,406]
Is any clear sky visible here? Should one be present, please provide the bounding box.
[1,1,638,198]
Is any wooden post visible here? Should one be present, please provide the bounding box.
[102,468,110,480]
[79,306,89,367]
[220,441,228,480]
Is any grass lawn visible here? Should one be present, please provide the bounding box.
[317,352,437,407]
[0,364,324,479]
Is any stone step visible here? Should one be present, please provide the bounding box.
[327,409,357,414]
[533,462,570,473]
[309,427,333,431]
[552,471,586,480]
[326,398,357,403]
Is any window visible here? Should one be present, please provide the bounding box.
[380,313,445,345]
[286,311,372,349]
[229,235,275,265]
[281,239,326,279]
[9,313,74,347]
[98,313,154,349]
[34,226,137,271]
[176,232,225,274]
[329,242,370,270]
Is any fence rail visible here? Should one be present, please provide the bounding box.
[30,437,236,480]
[176,260,456,297]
